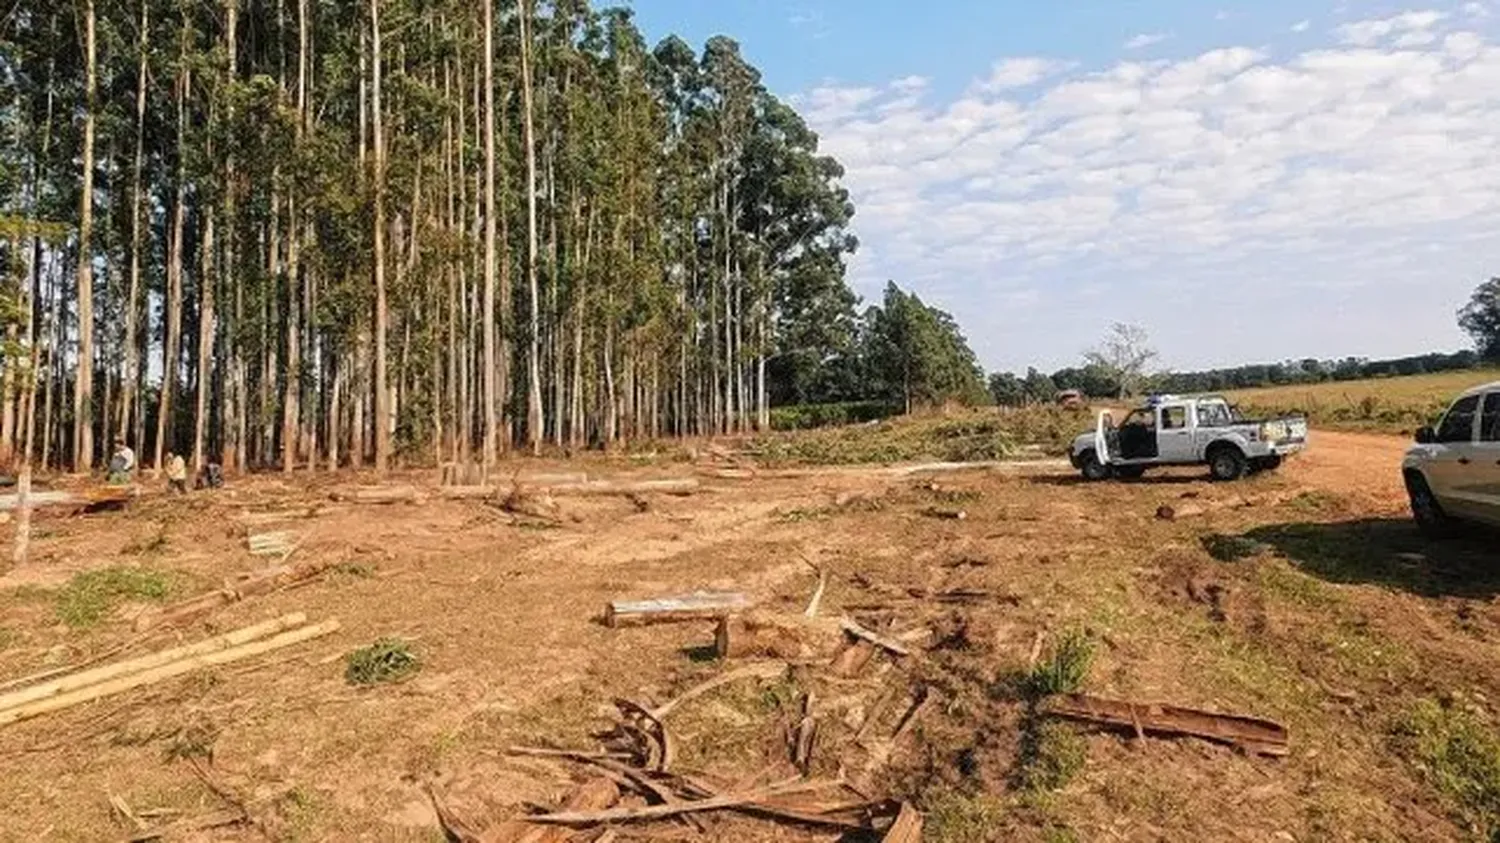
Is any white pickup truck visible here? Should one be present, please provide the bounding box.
[1402,380,1500,535]
[1069,395,1308,482]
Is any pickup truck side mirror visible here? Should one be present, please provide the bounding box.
[1415,426,1436,445]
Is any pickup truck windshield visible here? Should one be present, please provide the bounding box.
[1197,402,1232,427]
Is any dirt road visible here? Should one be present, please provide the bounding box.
[1,434,1497,841]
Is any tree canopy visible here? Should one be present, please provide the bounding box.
[1459,277,1500,362]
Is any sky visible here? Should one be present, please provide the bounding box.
[623,1,1500,374]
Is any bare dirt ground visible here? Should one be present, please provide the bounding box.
[2,430,1499,842]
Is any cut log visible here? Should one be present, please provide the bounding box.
[330,486,422,504]
[882,803,923,842]
[246,531,295,557]
[606,592,751,628]
[133,560,339,632]
[550,479,699,497]
[0,487,138,512]
[483,778,620,843]
[1043,693,1289,756]
[0,613,309,713]
[0,619,339,727]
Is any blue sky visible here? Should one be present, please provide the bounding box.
[625,1,1500,374]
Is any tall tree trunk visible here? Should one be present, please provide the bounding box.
[193,209,216,472]
[481,0,497,467]
[156,22,190,472]
[517,0,542,454]
[121,0,147,444]
[72,0,98,472]
[371,0,390,472]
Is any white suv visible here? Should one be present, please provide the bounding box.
[1403,380,1500,535]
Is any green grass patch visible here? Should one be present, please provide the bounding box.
[925,791,1007,843]
[344,638,421,686]
[747,407,1091,466]
[1015,719,1087,793]
[1023,629,1096,698]
[56,567,172,628]
[1201,534,1264,562]
[1390,697,1500,837]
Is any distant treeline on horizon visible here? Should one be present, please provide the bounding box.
[989,349,1487,406]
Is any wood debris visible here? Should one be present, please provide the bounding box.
[882,802,923,842]
[133,559,340,632]
[246,530,296,557]
[1043,693,1289,756]
[839,619,912,657]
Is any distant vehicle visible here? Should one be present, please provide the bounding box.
[1402,380,1500,535]
[1068,394,1308,482]
[1055,389,1085,408]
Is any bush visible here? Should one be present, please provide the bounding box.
[769,401,900,431]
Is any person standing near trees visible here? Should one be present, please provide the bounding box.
[165,452,188,494]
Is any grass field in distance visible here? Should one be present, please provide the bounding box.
[1226,368,1500,434]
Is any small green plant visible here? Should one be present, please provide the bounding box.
[56,567,171,628]
[1025,629,1095,698]
[1390,697,1500,836]
[1201,534,1263,562]
[331,561,376,579]
[1015,719,1087,793]
[925,791,1006,843]
[344,638,421,686]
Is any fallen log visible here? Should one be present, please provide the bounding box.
[1042,693,1289,757]
[0,613,309,713]
[246,531,295,557]
[550,479,699,497]
[606,592,751,628]
[329,486,423,504]
[882,803,923,842]
[133,560,339,632]
[0,618,340,727]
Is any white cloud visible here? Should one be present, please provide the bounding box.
[1291,19,1312,33]
[1124,32,1170,50]
[976,58,1068,91]
[1336,9,1447,46]
[797,20,1500,370]
[1463,2,1490,18]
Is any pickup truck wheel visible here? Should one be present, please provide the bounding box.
[1407,474,1458,538]
[1208,447,1247,482]
[1080,450,1111,482]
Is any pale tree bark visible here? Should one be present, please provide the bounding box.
[73,0,98,472]
[156,17,190,473]
[193,209,216,472]
[222,0,241,473]
[517,0,542,453]
[119,0,148,447]
[481,0,497,467]
[371,0,390,472]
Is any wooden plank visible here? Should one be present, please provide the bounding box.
[1043,693,1289,756]
[0,619,340,727]
[606,592,751,628]
[882,803,923,842]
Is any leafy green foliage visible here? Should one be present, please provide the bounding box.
[864,282,989,411]
[345,639,421,686]
[1459,277,1500,362]
[56,567,171,628]
[1390,697,1500,836]
[769,401,899,431]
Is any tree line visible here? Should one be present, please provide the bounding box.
[0,0,868,475]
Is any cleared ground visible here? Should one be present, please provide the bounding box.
[2,429,1499,842]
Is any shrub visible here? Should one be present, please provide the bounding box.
[345,639,421,686]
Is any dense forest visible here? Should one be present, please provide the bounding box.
[0,0,883,474]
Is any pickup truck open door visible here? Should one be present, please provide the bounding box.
[1094,411,1114,465]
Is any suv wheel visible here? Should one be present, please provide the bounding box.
[1208,447,1247,482]
[1080,451,1111,482]
[1407,473,1458,538]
